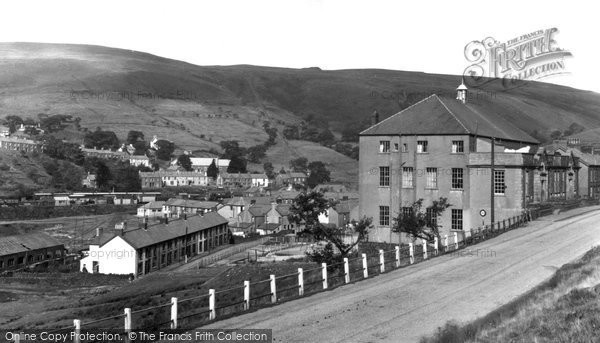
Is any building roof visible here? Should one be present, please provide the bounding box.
[248,205,270,216]
[189,158,230,167]
[130,155,149,160]
[140,171,207,178]
[96,212,228,249]
[360,94,539,144]
[140,201,165,210]
[0,233,63,256]
[164,198,218,209]
[334,200,359,214]
[256,223,280,232]
[222,173,269,179]
[225,197,246,206]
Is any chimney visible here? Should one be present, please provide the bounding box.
[96,227,103,237]
[371,110,379,126]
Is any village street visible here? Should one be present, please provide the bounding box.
[203,206,600,343]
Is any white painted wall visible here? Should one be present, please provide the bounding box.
[79,236,137,275]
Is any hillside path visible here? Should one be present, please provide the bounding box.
[202,206,600,342]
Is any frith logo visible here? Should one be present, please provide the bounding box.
[463,28,572,89]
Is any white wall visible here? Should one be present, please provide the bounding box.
[79,236,137,275]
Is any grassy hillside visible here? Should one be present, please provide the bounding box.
[1,42,600,187]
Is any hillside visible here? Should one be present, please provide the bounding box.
[1,42,600,188]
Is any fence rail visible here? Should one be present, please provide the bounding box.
[38,208,572,336]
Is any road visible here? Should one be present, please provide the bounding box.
[202,206,600,342]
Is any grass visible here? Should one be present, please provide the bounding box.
[420,246,600,343]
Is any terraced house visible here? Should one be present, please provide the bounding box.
[359,82,543,243]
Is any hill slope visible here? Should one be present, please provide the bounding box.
[1,42,600,187]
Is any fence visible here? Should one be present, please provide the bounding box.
[29,210,545,339]
[195,237,270,267]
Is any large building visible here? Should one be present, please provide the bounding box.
[79,212,229,276]
[359,82,543,242]
[140,171,210,188]
[0,136,43,152]
[0,233,65,271]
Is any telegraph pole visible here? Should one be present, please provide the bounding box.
[490,137,495,226]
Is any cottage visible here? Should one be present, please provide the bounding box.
[137,201,166,218]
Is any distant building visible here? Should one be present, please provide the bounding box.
[139,171,209,188]
[79,212,229,276]
[275,172,307,186]
[163,198,219,217]
[81,146,128,160]
[219,173,270,188]
[0,125,10,137]
[129,155,150,168]
[318,200,360,228]
[0,136,43,152]
[170,157,230,175]
[82,172,97,189]
[0,233,65,272]
[137,201,166,218]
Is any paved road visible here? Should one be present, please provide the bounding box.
[203,206,600,342]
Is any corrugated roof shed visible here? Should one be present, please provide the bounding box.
[0,233,64,257]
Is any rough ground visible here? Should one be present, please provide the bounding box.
[203,206,600,343]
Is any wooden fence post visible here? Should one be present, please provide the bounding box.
[73,320,81,343]
[422,239,428,260]
[322,263,328,289]
[362,253,368,278]
[270,275,277,303]
[408,243,414,264]
[243,281,250,311]
[344,258,350,283]
[395,246,400,268]
[433,236,439,255]
[124,308,132,332]
[443,235,448,252]
[379,249,385,273]
[298,268,304,296]
[453,232,459,250]
[170,297,178,329]
[209,289,216,320]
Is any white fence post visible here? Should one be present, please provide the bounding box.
[443,235,448,252]
[73,320,81,343]
[453,232,459,250]
[124,308,132,332]
[270,275,277,303]
[362,253,368,278]
[395,246,400,268]
[433,236,439,255]
[243,281,250,311]
[322,263,328,289]
[13,333,20,343]
[170,297,178,329]
[379,249,385,273]
[343,258,350,283]
[209,289,216,320]
[422,239,428,260]
[408,243,414,264]
[298,268,304,296]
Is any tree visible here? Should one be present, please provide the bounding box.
[207,159,219,179]
[4,115,23,133]
[279,167,286,174]
[289,191,373,262]
[220,140,246,159]
[307,161,331,188]
[42,135,84,165]
[290,157,308,173]
[283,125,300,140]
[155,140,175,161]
[177,154,193,171]
[263,162,275,179]
[227,155,247,173]
[127,130,145,145]
[247,145,267,163]
[392,198,451,242]
[84,129,120,150]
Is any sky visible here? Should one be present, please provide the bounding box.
[0,0,598,92]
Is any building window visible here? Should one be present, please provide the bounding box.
[379,167,390,187]
[452,140,464,153]
[379,206,390,226]
[394,143,399,152]
[451,209,463,230]
[426,207,437,228]
[402,143,408,152]
[494,170,505,195]
[401,207,413,217]
[426,168,438,189]
[402,167,414,188]
[417,141,428,153]
[451,168,464,190]
[379,141,390,153]
[469,136,477,152]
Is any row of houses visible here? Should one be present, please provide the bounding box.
[33,192,160,207]
[358,81,600,243]
[139,171,270,189]
[0,233,66,272]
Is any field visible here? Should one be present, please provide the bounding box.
[421,246,600,343]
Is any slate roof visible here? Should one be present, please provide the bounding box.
[360,94,538,144]
[224,197,246,206]
[164,198,218,209]
[334,200,359,214]
[0,233,64,257]
[248,205,270,216]
[140,201,165,210]
[96,212,228,250]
